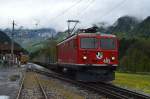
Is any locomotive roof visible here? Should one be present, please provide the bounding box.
[57,32,116,46]
[78,33,116,37]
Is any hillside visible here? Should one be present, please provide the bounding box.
[4,28,57,52]
[132,16,150,37]
[55,31,68,42]
[0,31,11,43]
[107,16,139,34]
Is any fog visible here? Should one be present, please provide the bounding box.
[0,0,149,30]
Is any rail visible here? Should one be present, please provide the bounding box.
[92,82,150,99]
[16,71,48,99]
[31,63,150,99]
[34,73,48,99]
[16,74,25,99]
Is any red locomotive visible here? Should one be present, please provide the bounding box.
[57,31,119,82]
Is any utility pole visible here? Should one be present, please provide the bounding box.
[67,20,79,36]
[11,20,15,65]
[51,32,53,39]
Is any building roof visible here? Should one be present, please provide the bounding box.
[0,43,22,51]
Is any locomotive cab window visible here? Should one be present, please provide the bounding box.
[80,38,98,49]
[100,38,116,50]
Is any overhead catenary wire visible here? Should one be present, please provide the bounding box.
[77,0,96,18]
[49,0,128,30]
[95,0,128,21]
[69,0,96,29]
[77,0,128,28]
[49,0,84,22]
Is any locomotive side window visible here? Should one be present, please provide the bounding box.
[100,38,116,50]
[80,38,98,49]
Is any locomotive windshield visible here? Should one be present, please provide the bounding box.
[100,38,116,50]
[80,38,98,49]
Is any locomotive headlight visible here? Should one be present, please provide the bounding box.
[111,56,115,60]
[83,56,87,60]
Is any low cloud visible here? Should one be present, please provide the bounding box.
[0,0,149,30]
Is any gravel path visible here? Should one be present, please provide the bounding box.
[0,66,25,99]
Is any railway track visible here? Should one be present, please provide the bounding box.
[37,71,128,99]
[88,83,150,99]
[32,64,150,99]
[91,82,150,99]
[16,72,48,99]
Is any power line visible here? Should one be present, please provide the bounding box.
[77,0,96,18]
[49,0,127,29]
[77,0,127,23]
[96,0,128,21]
[74,0,127,29]
[49,0,83,22]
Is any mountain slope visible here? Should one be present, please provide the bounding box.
[4,28,57,52]
[107,16,139,33]
[0,31,11,43]
[132,16,150,37]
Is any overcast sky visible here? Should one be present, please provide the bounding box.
[0,0,150,31]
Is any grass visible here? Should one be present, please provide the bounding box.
[113,72,150,95]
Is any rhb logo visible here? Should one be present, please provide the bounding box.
[96,52,103,59]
